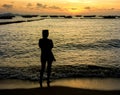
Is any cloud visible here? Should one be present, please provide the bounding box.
[71,8,77,10]
[49,6,61,10]
[109,8,115,10]
[2,4,13,9]
[84,7,91,10]
[27,3,32,7]
[36,3,47,8]
[35,3,62,11]
[10,2,15,4]
[26,3,34,9]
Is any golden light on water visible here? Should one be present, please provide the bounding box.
[0,79,120,90]
[53,78,120,90]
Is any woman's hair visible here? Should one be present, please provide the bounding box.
[42,30,49,38]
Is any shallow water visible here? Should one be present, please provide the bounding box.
[0,78,120,90]
[53,78,120,90]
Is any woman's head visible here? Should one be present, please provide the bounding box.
[42,30,49,38]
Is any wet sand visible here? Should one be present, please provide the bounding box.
[0,78,120,95]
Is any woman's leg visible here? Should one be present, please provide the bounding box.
[47,61,52,87]
[40,61,46,87]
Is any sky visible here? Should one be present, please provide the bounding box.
[0,0,120,15]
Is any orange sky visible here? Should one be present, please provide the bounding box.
[0,0,120,15]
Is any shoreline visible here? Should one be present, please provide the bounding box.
[0,18,43,25]
[0,78,120,90]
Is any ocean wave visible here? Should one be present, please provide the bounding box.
[61,39,120,50]
[0,64,120,81]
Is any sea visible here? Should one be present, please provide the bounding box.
[0,17,120,81]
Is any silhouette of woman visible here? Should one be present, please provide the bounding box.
[39,30,55,87]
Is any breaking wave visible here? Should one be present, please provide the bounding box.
[0,64,120,81]
[61,39,120,50]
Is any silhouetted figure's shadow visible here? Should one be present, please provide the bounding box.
[39,30,55,87]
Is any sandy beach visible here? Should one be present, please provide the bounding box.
[0,86,120,95]
[0,78,120,95]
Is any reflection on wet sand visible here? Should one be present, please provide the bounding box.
[0,78,120,90]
